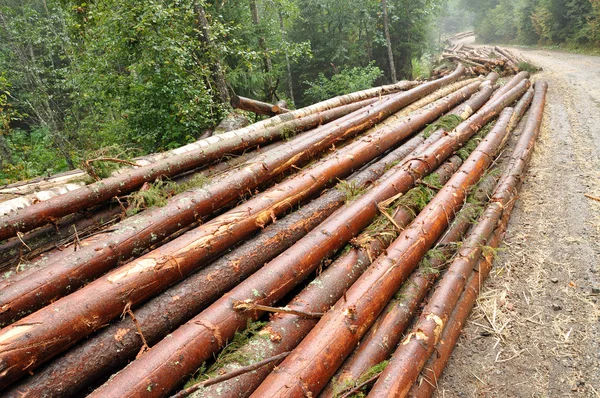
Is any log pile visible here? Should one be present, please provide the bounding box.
[0,65,547,398]
[437,43,537,78]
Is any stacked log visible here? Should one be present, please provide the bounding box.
[438,44,537,77]
[0,68,548,398]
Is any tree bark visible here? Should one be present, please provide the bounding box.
[321,171,499,398]
[249,0,274,101]
[3,108,428,398]
[278,11,295,105]
[193,157,463,398]
[0,67,470,388]
[382,0,397,82]
[249,83,529,398]
[195,3,230,104]
[0,95,379,242]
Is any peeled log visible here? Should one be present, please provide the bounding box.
[88,80,528,398]
[408,82,547,398]
[2,114,427,398]
[0,67,472,388]
[0,94,380,241]
[192,157,463,398]
[0,70,458,326]
[230,95,290,116]
[370,84,546,397]
[321,171,500,398]
[250,85,528,397]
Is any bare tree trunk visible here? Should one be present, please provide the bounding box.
[382,0,396,82]
[249,0,274,101]
[278,11,295,105]
[195,3,230,104]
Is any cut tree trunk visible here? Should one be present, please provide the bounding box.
[320,171,500,398]
[86,79,527,398]
[249,84,529,398]
[0,68,466,329]
[0,95,382,241]
[192,157,463,398]
[369,84,546,397]
[2,111,433,398]
[230,95,290,116]
[0,68,472,388]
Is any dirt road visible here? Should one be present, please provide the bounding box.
[436,47,600,396]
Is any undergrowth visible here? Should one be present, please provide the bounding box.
[337,179,367,203]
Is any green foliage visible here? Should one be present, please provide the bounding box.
[336,179,368,203]
[459,0,600,47]
[0,0,448,183]
[332,360,389,397]
[185,319,267,388]
[126,173,210,215]
[411,55,433,80]
[423,114,463,138]
[303,62,383,104]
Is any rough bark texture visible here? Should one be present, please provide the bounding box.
[249,83,528,397]
[0,81,434,326]
[0,96,380,241]
[2,111,427,398]
[0,68,471,388]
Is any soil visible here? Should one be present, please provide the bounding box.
[436,40,600,397]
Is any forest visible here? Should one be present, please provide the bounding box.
[0,0,598,185]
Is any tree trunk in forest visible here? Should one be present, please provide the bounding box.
[278,11,295,105]
[195,3,230,104]
[249,0,274,101]
[382,0,397,83]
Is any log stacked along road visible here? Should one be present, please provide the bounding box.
[0,60,549,397]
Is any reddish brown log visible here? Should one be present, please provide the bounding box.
[490,71,529,101]
[250,99,523,397]
[408,82,547,398]
[0,71,458,327]
[0,95,382,242]
[0,67,472,388]
[0,204,121,272]
[191,157,463,398]
[320,171,500,398]
[230,95,290,115]
[409,215,506,397]
[87,81,528,398]
[369,84,546,397]
[2,115,427,398]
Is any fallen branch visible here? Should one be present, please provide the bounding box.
[233,301,324,319]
